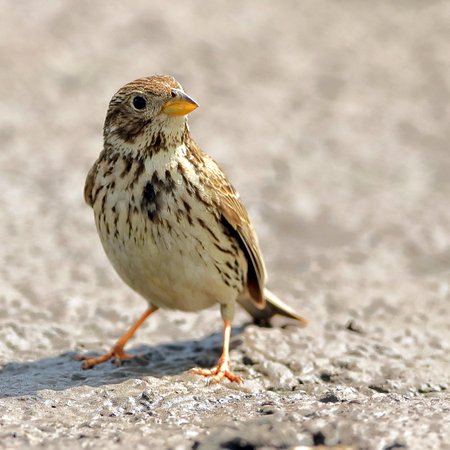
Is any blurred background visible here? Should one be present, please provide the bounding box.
[0,1,449,447]
[1,0,450,362]
[1,0,450,366]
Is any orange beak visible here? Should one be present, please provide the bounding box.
[161,89,199,116]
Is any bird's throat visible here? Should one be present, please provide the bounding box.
[105,120,190,159]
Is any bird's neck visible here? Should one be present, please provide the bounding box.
[104,120,191,159]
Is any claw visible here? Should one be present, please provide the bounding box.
[74,308,157,370]
[191,350,242,384]
[75,347,141,369]
[190,318,242,383]
[191,366,242,383]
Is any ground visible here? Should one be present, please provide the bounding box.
[0,1,449,449]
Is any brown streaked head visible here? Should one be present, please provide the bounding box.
[103,75,198,144]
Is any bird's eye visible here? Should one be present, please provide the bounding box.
[132,96,147,110]
[171,90,177,98]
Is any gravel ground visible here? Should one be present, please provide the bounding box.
[0,1,449,449]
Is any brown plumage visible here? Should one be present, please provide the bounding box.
[79,75,307,383]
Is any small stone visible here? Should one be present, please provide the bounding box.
[346,319,364,333]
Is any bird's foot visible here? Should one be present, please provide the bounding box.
[74,346,140,369]
[191,357,242,383]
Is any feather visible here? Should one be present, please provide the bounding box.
[187,139,267,307]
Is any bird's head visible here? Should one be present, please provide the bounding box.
[103,75,198,150]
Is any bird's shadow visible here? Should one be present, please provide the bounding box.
[0,326,246,399]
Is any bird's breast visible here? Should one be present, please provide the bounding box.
[90,147,246,311]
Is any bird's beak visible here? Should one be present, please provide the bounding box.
[161,89,199,116]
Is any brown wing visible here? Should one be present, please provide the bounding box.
[217,184,267,307]
[189,141,267,307]
[84,162,97,207]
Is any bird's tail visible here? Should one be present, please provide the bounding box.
[237,288,308,327]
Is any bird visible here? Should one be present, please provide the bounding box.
[79,75,307,383]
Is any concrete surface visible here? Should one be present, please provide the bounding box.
[0,1,449,449]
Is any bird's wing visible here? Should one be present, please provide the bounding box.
[189,141,267,307]
[84,162,97,207]
[216,182,267,307]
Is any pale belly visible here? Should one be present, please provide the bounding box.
[93,175,246,312]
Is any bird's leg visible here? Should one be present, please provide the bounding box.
[191,304,242,383]
[75,307,158,369]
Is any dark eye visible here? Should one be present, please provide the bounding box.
[132,96,146,110]
[171,90,177,98]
